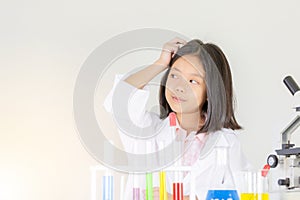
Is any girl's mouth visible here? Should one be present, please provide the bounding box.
[171,96,186,103]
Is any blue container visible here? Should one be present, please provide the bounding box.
[205,190,239,200]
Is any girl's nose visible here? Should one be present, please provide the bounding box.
[174,78,188,93]
[176,86,185,93]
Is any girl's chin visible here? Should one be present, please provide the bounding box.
[169,104,183,113]
[169,105,200,114]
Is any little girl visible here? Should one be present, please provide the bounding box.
[104,38,252,199]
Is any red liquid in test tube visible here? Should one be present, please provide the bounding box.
[172,183,183,200]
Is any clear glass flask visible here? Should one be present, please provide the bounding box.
[205,145,239,200]
[239,170,270,200]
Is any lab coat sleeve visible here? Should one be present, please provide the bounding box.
[103,75,161,199]
[103,74,157,128]
[103,74,124,113]
[103,74,161,154]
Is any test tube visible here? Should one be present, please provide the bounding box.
[132,174,141,200]
[146,141,153,200]
[133,173,140,200]
[189,168,196,200]
[120,175,125,200]
[172,160,184,200]
[159,141,167,200]
[159,171,167,199]
[173,182,183,200]
[169,112,184,200]
[103,140,114,200]
[102,171,113,200]
[146,173,153,200]
[133,187,140,200]
[133,141,140,200]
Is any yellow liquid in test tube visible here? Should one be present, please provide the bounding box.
[240,193,269,200]
[159,171,167,200]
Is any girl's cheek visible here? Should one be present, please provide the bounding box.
[165,79,172,89]
[166,83,177,94]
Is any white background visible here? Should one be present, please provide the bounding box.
[1,0,300,200]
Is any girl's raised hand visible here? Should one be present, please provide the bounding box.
[155,37,187,68]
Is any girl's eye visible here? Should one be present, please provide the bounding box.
[190,79,199,84]
[170,74,178,79]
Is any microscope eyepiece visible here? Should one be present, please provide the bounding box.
[283,76,300,96]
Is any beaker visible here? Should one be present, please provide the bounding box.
[205,146,239,200]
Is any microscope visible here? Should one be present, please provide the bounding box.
[267,76,300,190]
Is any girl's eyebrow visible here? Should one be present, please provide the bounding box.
[172,67,203,78]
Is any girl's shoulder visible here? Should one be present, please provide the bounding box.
[218,128,240,144]
[205,128,240,148]
[220,128,239,138]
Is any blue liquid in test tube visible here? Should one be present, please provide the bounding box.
[102,175,114,200]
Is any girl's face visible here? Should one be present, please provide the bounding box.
[165,55,207,114]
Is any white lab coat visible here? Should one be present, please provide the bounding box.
[103,75,252,200]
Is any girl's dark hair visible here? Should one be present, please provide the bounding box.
[159,39,242,134]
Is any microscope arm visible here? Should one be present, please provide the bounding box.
[281,115,300,149]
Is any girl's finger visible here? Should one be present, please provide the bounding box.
[163,43,179,54]
[176,42,184,48]
[171,46,180,58]
[170,37,187,45]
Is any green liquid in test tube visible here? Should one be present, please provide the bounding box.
[146,141,153,200]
